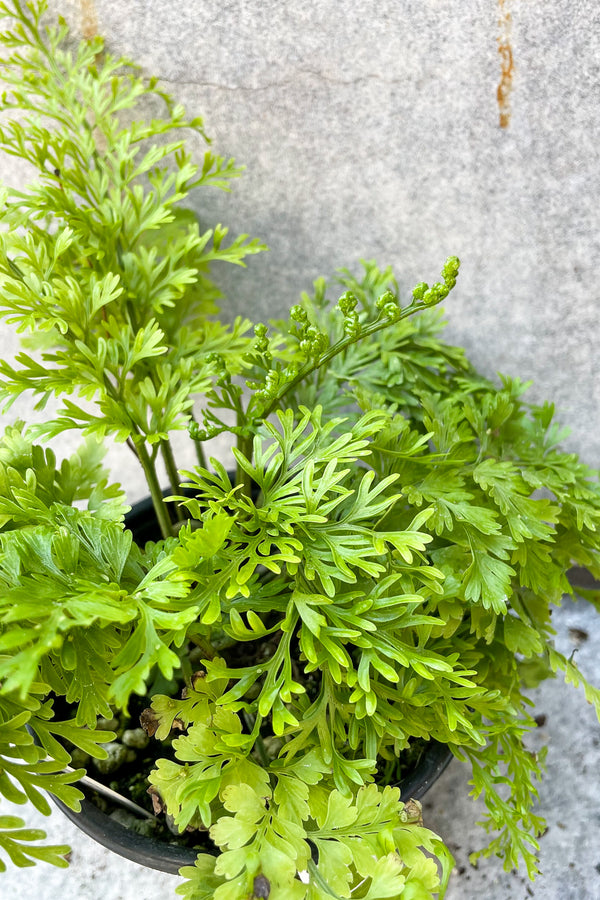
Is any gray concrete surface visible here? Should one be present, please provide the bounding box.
[31,0,600,466]
[1,1,600,897]
[429,595,600,900]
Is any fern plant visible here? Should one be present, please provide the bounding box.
[0,2,600,898]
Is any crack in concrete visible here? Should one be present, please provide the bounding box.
[155,68,392,93]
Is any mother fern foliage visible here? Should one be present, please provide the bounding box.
[0,2,599,898]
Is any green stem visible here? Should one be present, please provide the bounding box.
[135,440,173,539]
[196,439,207,469]
[254,731,271,768]
[260,299,434,420]
[160,439,184,522]
[243,712,270,768]
[189,413,208,469]
[189,632,216,660]
[306,861,345,899]
[236,430,253,497]
[100,377,174,535]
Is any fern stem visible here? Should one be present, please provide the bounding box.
[189,413,208,469]
[236,430,253,496]
[160,439,184,522]
[254,731,271,768]
[135,441,173,539]
[260,299,434,420]
[189,633,216,659]
[196,439,207,470]
[242,713,270,767]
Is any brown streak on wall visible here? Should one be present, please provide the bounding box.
[80,0,98,41]
[497,0,515,128]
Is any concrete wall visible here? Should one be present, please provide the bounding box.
[61,0,600,457]
[2,0,600,465]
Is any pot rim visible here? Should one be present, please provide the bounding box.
[53,792,200,874]
[50,736,453,874]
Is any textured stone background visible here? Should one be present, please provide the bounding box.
[1,1,600,897]
[2,0,600,464]
[33,0,600,466]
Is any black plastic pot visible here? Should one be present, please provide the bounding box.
[50,492,453,874]
[53,742,452,875]
[397,740,453,802]
[54,742,452,875]
[55,793,199,874]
